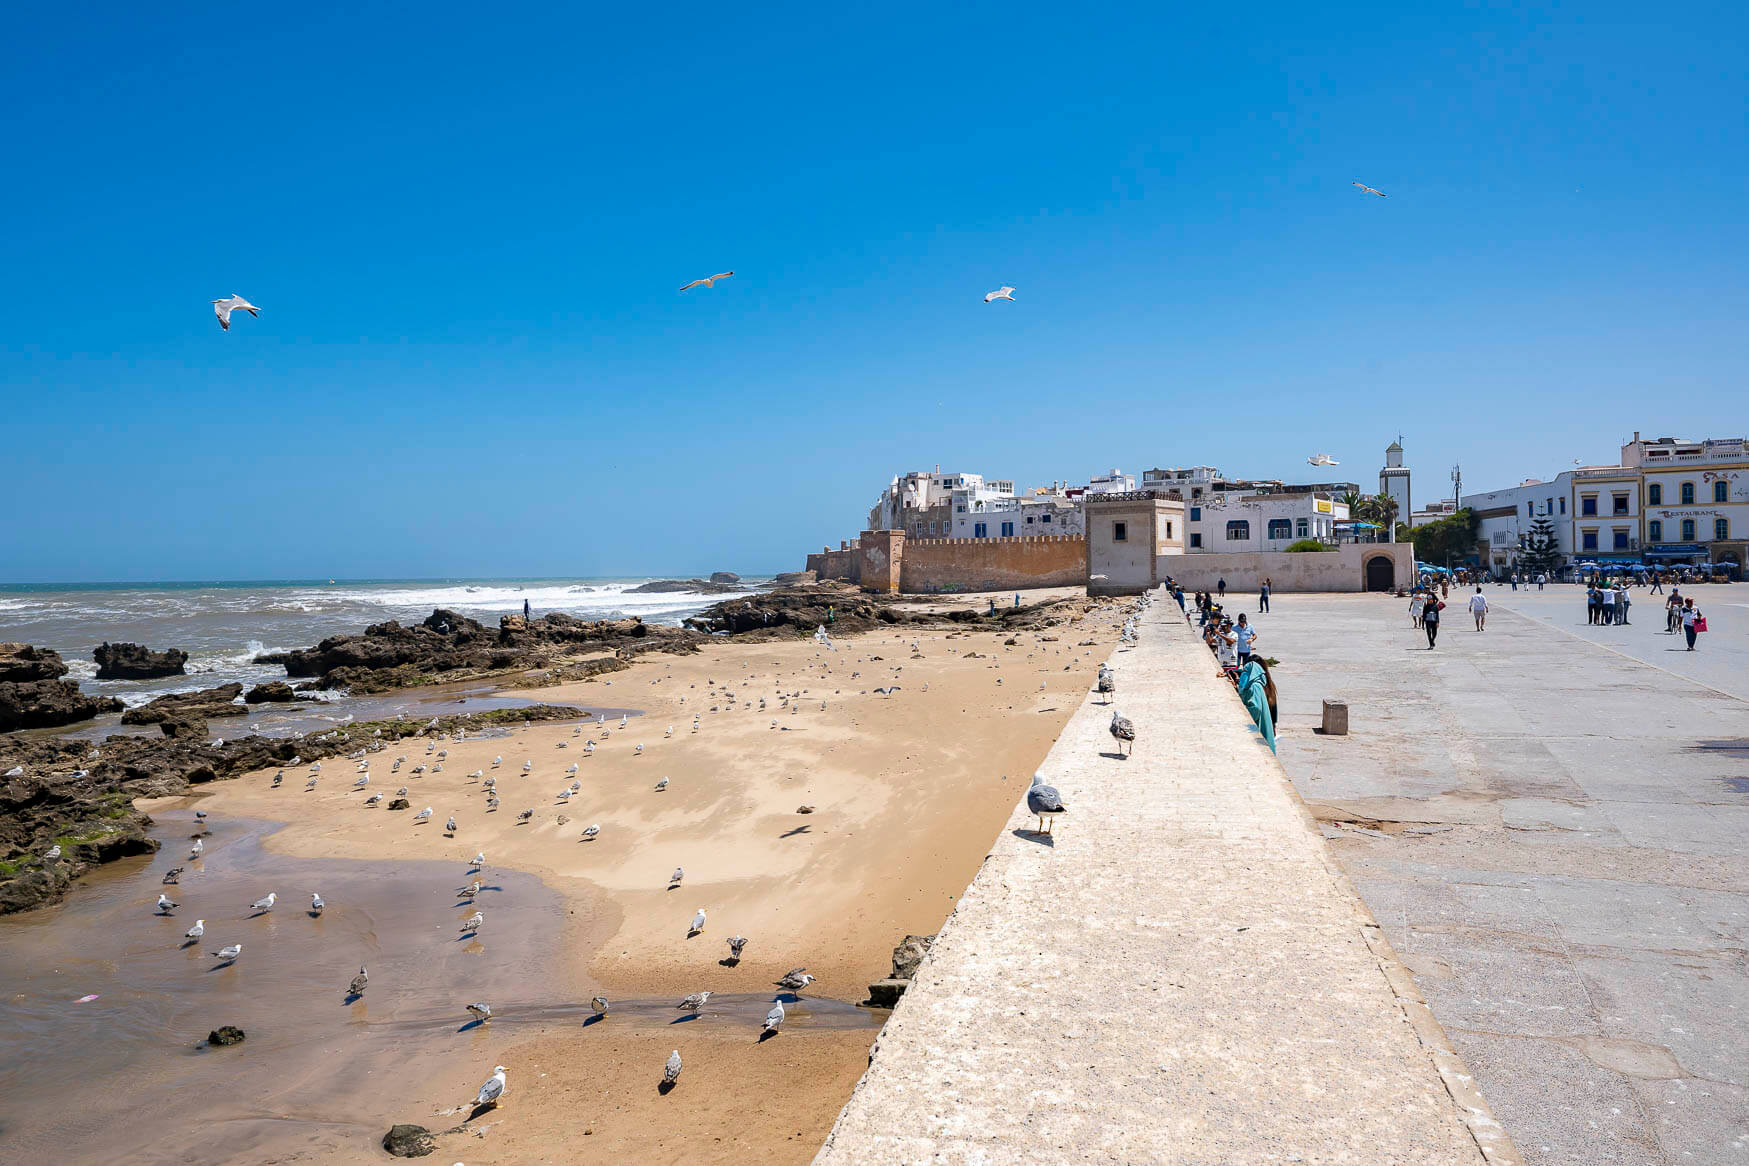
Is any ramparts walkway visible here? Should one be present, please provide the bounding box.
[816,594,1518,1164]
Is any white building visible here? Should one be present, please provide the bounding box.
[1463,475,1578,574]
[1622,433,1749,570]
[1379,440,1412,524]
[1186,491,1347,552]
[869,469,1014,537]
[950,490,1084,538]
[1084,468,1136,495]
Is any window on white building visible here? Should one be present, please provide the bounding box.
[1190,533,1202,548]
[1681,482,1696,505]
[1717,518,1730,541]
[974,522,987,538]
[1716,482,1730,503]
[1000,521,1014,537]
[1649,520,1662,541]
[1613,529,1629,550]
[1681,519,1695,541]
[1226,521,1249,541]
[1267,519,1292,540]
[1112,522,1127,542]
[1647,483,1662,505]
[1296,518,1308,538]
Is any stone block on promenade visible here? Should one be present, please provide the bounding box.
[1322,698,1349,735]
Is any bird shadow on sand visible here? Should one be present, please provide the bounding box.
[1012,829,1055,848]
[248,909,271,918]
[657,1080,677,1096]
[457,1018,487,1033]
[669,1013,702,1025]
[180,939,199,950]
[463,1101,498,1122]
[1098,751,1130,760]
[719,957,741,968]
[307,910,323,919]
[757,1029,778,1044]
[686,929,703,939]
[779,825,812,838]
[455,932,480,943]
[206,962,237,974]
[582,1013,606,1027]
[665,885,680,892]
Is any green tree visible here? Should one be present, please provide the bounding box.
[1285,539,1329,552]
[1518,516,1560,574]
[1409,507,1481,565]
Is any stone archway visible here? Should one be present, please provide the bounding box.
[1364,554,1396,592]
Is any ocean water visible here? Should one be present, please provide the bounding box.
[0,578,756,712]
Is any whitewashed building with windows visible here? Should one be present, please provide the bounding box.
[1186,491,1347,552]
[1623,433,1749,571]
[1463,474,1579,573]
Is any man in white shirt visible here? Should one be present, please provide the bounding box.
[1600,586,1616,624]
[1468,587,1489,631]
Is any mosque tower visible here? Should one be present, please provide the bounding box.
[1379,438,1411,541]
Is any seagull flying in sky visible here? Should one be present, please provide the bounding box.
[679,271,734,292]
[983,285,1016,303]
[1307,453,1340,466]
[211,295,260,330]
[1352,182,1386,198]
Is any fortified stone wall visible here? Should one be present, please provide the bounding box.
[900,535,1086,593]
[807,543,863,585]
[1159,543,1412,593]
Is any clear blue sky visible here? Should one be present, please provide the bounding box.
[4,2,1744,582]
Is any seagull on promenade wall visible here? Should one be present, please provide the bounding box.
[679,271,734,292]
[1027,773,1067,834]
[211,295,260,330]
[1352,182,1386,198]
[984,285,1016,303]
[1109,710,1135,757]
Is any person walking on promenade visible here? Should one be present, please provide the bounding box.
[1217,577,1227,599]
[1617,585,1631,625]
[1681,599,1702,650]
[1259,578,1271,613]
[1468,586,1489,631]
[1651,573,1663,595]
[1666,589,1683,634]
[1410,588,1427,628]
[1538,572,1546,590]
[1234,614,1257,667]
[1511,573,1518,591]
[1423,592,1445,648]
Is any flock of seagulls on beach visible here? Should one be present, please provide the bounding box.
[99,596,1143,1145]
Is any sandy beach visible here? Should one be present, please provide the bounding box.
[166,600,1123,1161]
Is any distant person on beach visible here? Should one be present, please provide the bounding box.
[1617,585,1630,625]
[1422,593,1444,648]
[1259,578,1271,612]
[1217,577,1227,598]
[523,598,531,620]
[1468,586,1489,631]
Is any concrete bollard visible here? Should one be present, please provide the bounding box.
[1321,700,1349,736]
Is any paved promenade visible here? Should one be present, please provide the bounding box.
[1263,588,1749,1165]
[816,596,1513,1164]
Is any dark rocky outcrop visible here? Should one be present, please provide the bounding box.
[386,797,410,811]
[773,570,817,585]
[709,571,741,585]
[244,681,296,704]
[624,578,743,595]
[121,683,246,725]
[383,1124,436,1157]
[268,609,701,693]
[863,933,936,1009]
[0,703,585,915]
[93,642,189,680]
[0,644,125,732]
[207,1025,246,1046]
[685,585,908,636]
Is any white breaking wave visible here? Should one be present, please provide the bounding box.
[320,581,754,616]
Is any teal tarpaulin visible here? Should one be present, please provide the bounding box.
[1237,661,1275,753]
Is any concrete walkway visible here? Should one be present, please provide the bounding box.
[816,595,1516,1164]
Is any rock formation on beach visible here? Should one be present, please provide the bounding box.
[121,683,248,725]
[0,643,125,733]
[625,578,744,595]
[93,642,189,680]
[244,681,296,703]
[0,703,585,915]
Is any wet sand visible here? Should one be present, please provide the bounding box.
[12,607,1122,1163]
[0,811,568,1164]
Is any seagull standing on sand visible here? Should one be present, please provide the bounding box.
[414,806,433,823]
[727,935,747,960]
[776,969,815,993]
[1026,773,1068,834]
[155,893,178,915]
[184,918,205,942]
[669,867,684,888]
[249,892,277,914]
[189,838,203,858]
[655,777,669,792]
[689,908,707,935]
[211,295,260,330]
[445,815,457,833]
[461,910,484,932]
[1352,181,1386,198]
[582,823,600,840]
[467,1001,493,1024]
[472,1065,507,1108]
[983,285,1016,303]
[591,995,610,1017]
[212,943,243,962]
[677,991,710,1013]
[679,271,735,292]
[762,1000,785,1035]
[664,1050,683,1084]
[349,966,369,995]
[459,881,481,900]
[470,852,485,868]
[1108,710,1135,757]
[310,892,325,914]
